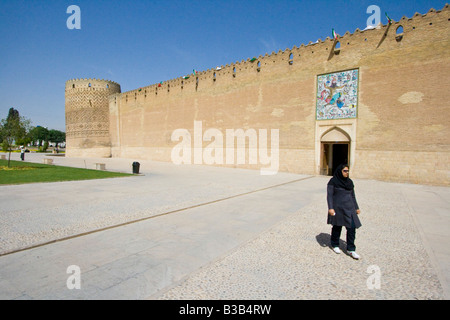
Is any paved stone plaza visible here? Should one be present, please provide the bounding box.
[0,152,448,299]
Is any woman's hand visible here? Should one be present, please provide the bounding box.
[356,209,361,215]
[328,209,335,216]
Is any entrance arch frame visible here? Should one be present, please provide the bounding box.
[315,119,357,175]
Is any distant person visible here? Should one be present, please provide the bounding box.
[327,164,361,259]
[20,147,25,161]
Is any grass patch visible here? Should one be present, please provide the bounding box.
[0,160,133,185]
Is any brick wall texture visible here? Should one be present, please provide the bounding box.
[66,5,450,186]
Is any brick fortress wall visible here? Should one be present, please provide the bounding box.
[68,5,450,185]
[65,79,121,157]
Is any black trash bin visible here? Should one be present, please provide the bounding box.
[132,162,140,174]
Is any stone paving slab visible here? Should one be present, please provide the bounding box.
[0,152,304,255]
[0,177,318,299]
[0,152,448,300]
[156,179,448,300]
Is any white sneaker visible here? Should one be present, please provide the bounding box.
[348,251,360,260]
[332,247,341,254]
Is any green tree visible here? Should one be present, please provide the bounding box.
[48,129,66,147]
[0,108,31,167]
[28,126,49,147]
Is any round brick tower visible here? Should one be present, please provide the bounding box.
[65,78,121,158]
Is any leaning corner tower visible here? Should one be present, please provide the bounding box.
[65,78,121,158]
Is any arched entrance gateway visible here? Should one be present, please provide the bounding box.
[318,127,352,176]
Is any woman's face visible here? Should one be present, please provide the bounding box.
[342,167,349,178]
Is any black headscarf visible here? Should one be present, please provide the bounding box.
[327,164,354,190]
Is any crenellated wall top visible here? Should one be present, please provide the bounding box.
[65,78,121,91]
[114,4,450,96]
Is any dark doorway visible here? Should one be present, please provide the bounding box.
[332,144,349,175]
[321,143,349,176]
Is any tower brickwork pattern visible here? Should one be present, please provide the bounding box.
[65,79,121,157]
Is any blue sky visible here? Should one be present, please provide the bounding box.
[0,0,446,131]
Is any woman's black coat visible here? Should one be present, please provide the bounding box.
[327,184,362,228]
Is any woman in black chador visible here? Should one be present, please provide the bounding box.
[327,164,361,259]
